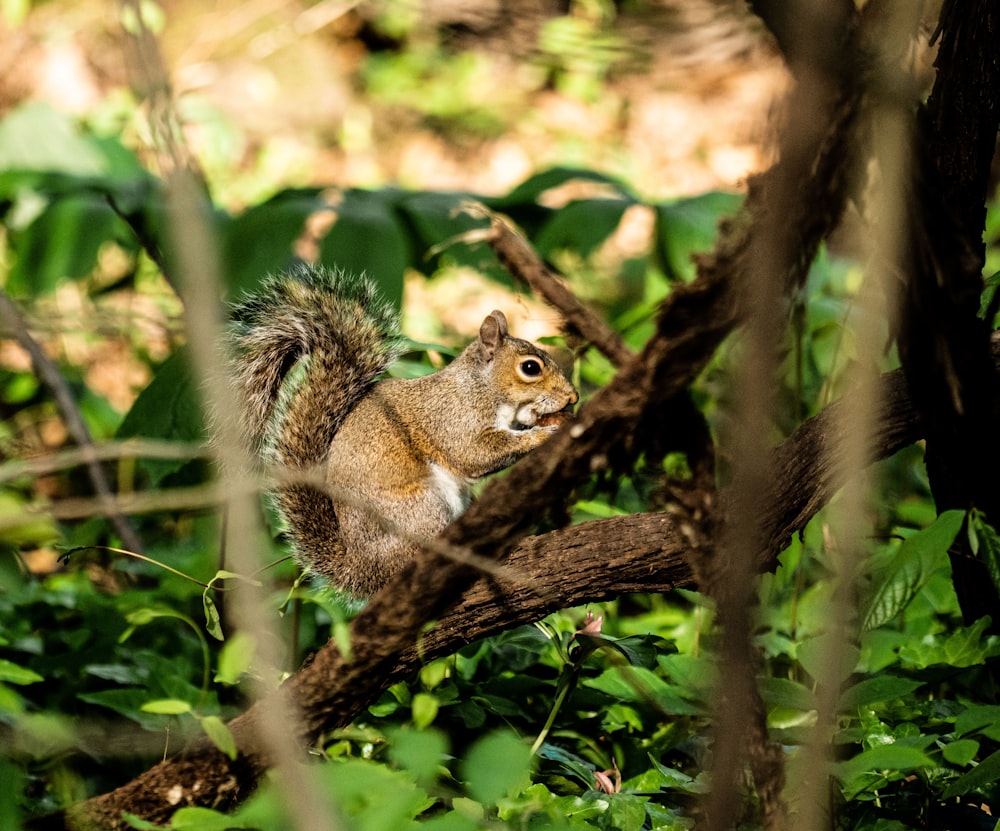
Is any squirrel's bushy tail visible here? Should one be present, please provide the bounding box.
[227,263,402,468]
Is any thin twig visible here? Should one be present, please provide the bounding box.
[470,208,634,367]
[0,289,146,554]
[0,439,209,484]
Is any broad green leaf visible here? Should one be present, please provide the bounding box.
[584,665,704,715]
[461,730,534,805]
[942,748,1000,799]
[78,688,170,728]
[654,191,743,281]
[839,676,923,711]
[388,727,448,785]
[316,757,433,831]
[395,191,501,278]
[534,198,631,260]
[0,494,59,548]
[968,510,1000,599]
[977,270,1000,320]
[120,812,161,830]
[199,715,237,761]
[116,349,205,485]
[8,193,133,295]
[942,738,979,766]
[798,632,860,685]
[0,102,106,175]
[0,658,43,685]
[215,631,255,685]
[420,812,481,831]
[320,188,409,307]
[222,188,323,295]
[898,616,995,669]
[170,805,247,830]
[536,742,599,786]
[861,510,965,631]
[647,754,711,794]
[419,657,450,690]
[834,745,933,786]
[758,677,818,712]
[955,704,1000,738]
[411,692,440,729]
[140,698,192,715]
[605,792,648,828]
[491,166,634,207]
[602,634,662,669]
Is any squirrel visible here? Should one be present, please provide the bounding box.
[226,263,579,598]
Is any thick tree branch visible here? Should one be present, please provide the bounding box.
[898,0,1000,625]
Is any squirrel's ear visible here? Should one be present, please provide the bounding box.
[479,310,508,361]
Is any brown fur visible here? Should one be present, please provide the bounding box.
[228,265,578,597]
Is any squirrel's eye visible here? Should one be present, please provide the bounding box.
[519,358,543,378]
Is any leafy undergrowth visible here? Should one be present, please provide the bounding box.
[4,79,1000,831]
[3,505,1000,830]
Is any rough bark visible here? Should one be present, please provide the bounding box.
[897,0,1000,625]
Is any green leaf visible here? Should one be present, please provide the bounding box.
[388,727,448,785]
[120,811,163,830]
[834,745,934,787]
[461,730,534,804]
[0,102,106,175]
[8,193,133,295]
[78,688,165,727]
[798,633,860,685]
[411,692,440,729]
[419,657,450,690]
[968,510,1000,599]
[202,592,223,642]
[222,188,323,296]
[534,198,631,260]
[0,657,43,685]
[861,510,965,631]
[758,677,818,712]
[170,805,246,830]
[942,748,1000,799]
[839,676,923,711]
[395,191,501,278]
[898,616,995,669]
[420,812,482,831]
[140,698,192,715]
[977,270,1000,320]
[199,715,237,761]
[654,191,743,281]
[492,166,634,207]
[942,738,979,767]
[320,189,409,308]
[311,757,433,830]
[955,704,1000,738]
[583,665,704,715]
[215,631,255,686]
[116,349,205,485]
